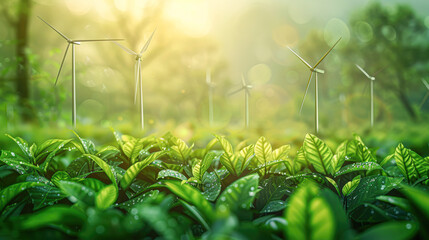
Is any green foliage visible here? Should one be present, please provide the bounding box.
[0,132,427,239]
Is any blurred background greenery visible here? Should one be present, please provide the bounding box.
[1,0,429,154]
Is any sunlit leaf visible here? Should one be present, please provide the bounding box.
[395,143,416,184]
[334,161,383,177]
[303,134,334,175]
[120,151,164,189]
[58,180,96,206]
[342,175,361,196]
[84,154,117,186]
[165,180,214,222]
[157,169,187,181]
[284,180,335,240]
[96,184,118,210]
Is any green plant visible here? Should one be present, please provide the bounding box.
[0,132,428,239]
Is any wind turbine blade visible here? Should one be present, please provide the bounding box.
[140,29,156,54]
[299,72,313,115]
[229,87,244,96]
[54,43,71,86]
[287,46,312,69]
[114,42,137,55]
[313,37,341,69]
[355,64,372,79]
[241,74,246,86]
[422,79,429,90]
[38,16,70,42]
[74,39,124,42]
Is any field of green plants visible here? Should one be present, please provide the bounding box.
[0,131,428,239]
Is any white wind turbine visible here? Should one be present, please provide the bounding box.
[206,68,215,126]
[288,37,341,134]
[230,74,253,128]
[419,79,429,110]
[39,17,123,128]
[113,30,156,130]
[355,64,385,127]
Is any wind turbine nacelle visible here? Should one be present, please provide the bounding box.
[313,68,325,74]
[370,77,375,81]
[72,41,81,45]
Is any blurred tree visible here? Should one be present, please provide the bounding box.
[345,3,429,121]
[1,0,33,121]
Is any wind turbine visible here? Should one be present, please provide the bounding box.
[230,74,252,128]
[113,30,156,130]
[38,17,123,128]
[206,68,215,126]
[355,64,385,127]
[288,37,341,134]
[419,79,429,110]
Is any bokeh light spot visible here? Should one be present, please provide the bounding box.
[65,0,93,15]
[272,24,299,47]
[382,25,396,41]
[324,18,350,49]
[248,64,272,85]
[356,21,373,42]
[79,99,105,123]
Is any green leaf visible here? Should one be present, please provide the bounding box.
[401,184,429,223]
[120,151,164,189]
[41,139,73,172]
[122,138,153,164]
[334,161,383,177]
[201,171,221,201]
[256,176,291,210]
[284,181,335,240]
[96,184,118,210]
[238,144,255,174]
[18,206,86,230]
[408,150,429,179]
[215,135,237,175]
[165,181,214,222]
[116,190,159,211]
[5,134,32,161]
[358,221,418,240]
[334,140,358,165]
[216,174,260,212]
[72,131,96,154]
[169,138,192,162]
[84,154,117,186]
[255,136,273,166]
[303,134,334,175]
[51,171,72,186]
[57,180,96,206]
[260,200,287,213]
[356,141,376,162]
[0,158,40,174]
[376,195,411,212]
[342,175,361,196]
[272,145,290,160]
[0,182,46,212]
[96,146,120,161]
[81,178,106,192]
[28,185,65,210]
[157,169,187,181]
[395,143,416,184]
[346,176,403,212]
